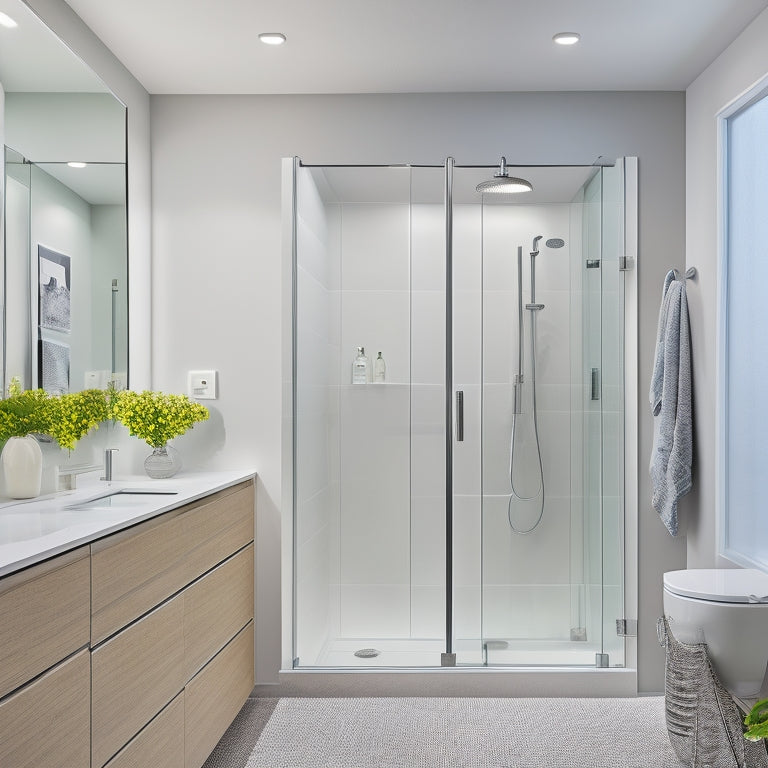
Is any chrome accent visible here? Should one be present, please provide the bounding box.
[441,652,457,667]
[455,390,464,442]
[619,255,635,271]
[445,157,455,659]
[591,368,600,401]
[586,259,600,269]
[616,618,637,637]
[595,653,609,668]
[101,448,118,481]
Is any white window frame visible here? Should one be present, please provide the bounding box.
[716,73,768,567]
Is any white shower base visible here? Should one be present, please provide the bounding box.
[309,637,602,668]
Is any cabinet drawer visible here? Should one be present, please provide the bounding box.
[91,480,254,644]
[185,621,254,768]
[0,547,89,699]
[0,649,90,768]
[103,693,184,768]
[184,543,254,679]
[91,508,187,645]
[92,595,185,767]
[183,481,254,584]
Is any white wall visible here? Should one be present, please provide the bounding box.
[151,91,685,692]
[685,7,768,567]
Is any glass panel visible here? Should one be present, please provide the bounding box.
[293,164,446,667]
[599,162,626,667]
[722,93,768,569]
[478,167,599,666]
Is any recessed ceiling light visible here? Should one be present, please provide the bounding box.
[553,32,580,46]
[67,162,87,169]
[0,12,18,28]
[259,32,286,46]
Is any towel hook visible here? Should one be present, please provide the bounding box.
[673,267,697,281]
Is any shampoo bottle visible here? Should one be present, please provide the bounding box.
[374,352,386,382]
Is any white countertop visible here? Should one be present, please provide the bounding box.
[0,470,256,578]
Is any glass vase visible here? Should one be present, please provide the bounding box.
[143,444,182,479]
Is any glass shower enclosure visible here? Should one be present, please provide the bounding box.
[288,157,634,668]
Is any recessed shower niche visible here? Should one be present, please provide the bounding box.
[285,157,637,672]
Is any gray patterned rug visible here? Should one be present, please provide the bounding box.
[204,696,684,768]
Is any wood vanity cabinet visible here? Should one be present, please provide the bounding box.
[0,478,255,768]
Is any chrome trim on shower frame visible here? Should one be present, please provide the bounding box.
[445,157,455,659]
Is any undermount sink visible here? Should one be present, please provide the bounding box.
[0,510,91,544]
[65,489,178,511]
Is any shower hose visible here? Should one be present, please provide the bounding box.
[508,311,545,535]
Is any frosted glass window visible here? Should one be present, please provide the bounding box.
[722,90,768,568]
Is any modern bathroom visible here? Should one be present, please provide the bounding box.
[2,0,768,767]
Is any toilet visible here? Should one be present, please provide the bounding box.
[663,568,768,701]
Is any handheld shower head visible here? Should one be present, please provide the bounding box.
[531,235,543,256]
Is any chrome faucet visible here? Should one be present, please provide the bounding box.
[101,448,119,481]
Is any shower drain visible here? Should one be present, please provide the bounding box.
[354,648,381,659]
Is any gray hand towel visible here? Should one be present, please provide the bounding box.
[649,273,693,536]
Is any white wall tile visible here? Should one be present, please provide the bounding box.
[341,204,410,291]
[482,495,571,584]
[339,384,411,585]
[339,584,410,638]
[341,289,410,384]
[411,289,445,385]
[411,203,444,291]
[482,585,571,639]
[410,496,445,587]
[411,585,445,638]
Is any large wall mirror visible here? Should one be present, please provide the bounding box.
[1,0,128,395]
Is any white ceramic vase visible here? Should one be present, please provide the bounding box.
[1,435,43,499]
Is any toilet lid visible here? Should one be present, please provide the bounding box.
[664,568,768,603]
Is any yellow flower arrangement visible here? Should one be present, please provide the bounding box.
[109,390,209,448]
[0,378,109,450]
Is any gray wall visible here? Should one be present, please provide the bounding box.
[685,7,768,568]
[149,91,686,692]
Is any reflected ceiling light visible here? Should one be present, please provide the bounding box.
[67,162,87,168]
[476,157,533,194]
[553,32,580,45]
[0,12,18,27]
[258,32,286,45]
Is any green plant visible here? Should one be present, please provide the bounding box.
[0,378,53,442]
[744,699,768,742]
[0,377,110,450]
[47,389,110,451]
[109,390,209,448]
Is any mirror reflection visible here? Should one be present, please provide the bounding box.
[1,0,128,394]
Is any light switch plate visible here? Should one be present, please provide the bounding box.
[188,370,217,399]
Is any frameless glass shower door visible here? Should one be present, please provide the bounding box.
[291,158,630,669]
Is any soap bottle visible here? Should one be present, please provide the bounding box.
[374,352,386,383]
[352,346,370,384]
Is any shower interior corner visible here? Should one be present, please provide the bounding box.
[289,158,632,671]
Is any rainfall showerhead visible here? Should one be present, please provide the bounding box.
[476,157,533,195]
[546,238,565,249]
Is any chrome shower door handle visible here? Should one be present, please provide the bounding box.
[455,390,464,442]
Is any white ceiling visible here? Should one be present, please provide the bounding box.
[61,0,768,94]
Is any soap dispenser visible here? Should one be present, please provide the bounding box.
[374,352,386,383]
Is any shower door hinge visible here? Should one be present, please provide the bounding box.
[618,255,635,271]
[591,368,600,401]
[616,618,637,637]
